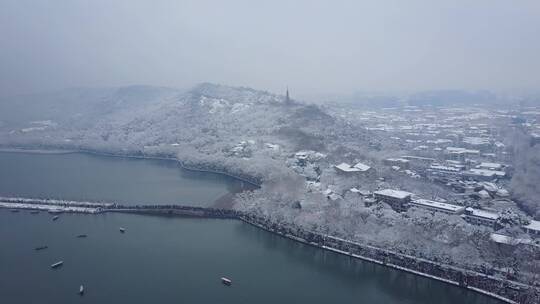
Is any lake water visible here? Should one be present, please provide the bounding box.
[0,151,251,206]
[0,152,503,304]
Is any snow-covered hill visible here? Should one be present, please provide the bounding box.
[0,83,373,159]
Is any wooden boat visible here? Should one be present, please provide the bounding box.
[221,277,232,286]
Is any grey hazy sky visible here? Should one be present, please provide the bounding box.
[1,0,539,97]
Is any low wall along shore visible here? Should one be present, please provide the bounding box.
[1,198,538,304]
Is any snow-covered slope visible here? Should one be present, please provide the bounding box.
[0,83,369,157]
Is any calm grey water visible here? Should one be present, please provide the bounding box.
[0,151,250,206]
[0,152,503,304]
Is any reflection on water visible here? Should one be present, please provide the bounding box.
[0,151,254,206]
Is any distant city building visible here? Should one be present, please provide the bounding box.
[522,220,540,238]
[445,147,480,161]
[374,189,413,212]
[401,156,435,167]
[463,207,499,228]
[477,162,503,170]
[410,198,465,215]
[384,158,410,169]
[464,168,506,181]
[335,162,373,174]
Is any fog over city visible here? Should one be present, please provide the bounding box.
[1,1,540,304]
[1,0,540,98]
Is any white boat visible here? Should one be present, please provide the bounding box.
[51,261,64,268]
[79,285,84,295]
[221,277,232,285]
[119,227,126,233]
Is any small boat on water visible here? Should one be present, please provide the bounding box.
[76,234,87,238]
[51,261,64,269]
[10,209,19,213]
[221,277,232,286]
[52,216,59,221]
[119,227,126,233]
[79,285,84,295]
[35,246,48,251]
[30,210,39,214]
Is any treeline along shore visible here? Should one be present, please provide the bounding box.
[1,197,538,304]
[0,146,263,187]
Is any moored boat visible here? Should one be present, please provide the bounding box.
[76,234,87,238]
[51,261,64,268]
[221,277,232,285]
[119,227,126,233]
[52,215,59,221]
[35,245,48,251]
[79,285,84,295]
[30,210,39,214]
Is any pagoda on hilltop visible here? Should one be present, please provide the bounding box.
[285,86,292,105]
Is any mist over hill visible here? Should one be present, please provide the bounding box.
[315,89,540,109]
[0,83,372,158]
[0,85,180,128]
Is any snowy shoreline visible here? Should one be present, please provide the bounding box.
[0,147,77,154]
[0,146,262,187]
[0,198,529,304]
[0,146,534,303]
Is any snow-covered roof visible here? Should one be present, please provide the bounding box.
[386,158,409,163]
[335,162,371,173]
[478,162,503,170]
[446,147,480,154]
[353,162,371,172]
[374,189,413,199]
[401,155,435,162]
[322,189,333,195]
[489,233,530,245]
[335,163,361,172]
[478,190,491,199]
[429,165,460,172]
[468,168,506,177]
[426,139,453,144]
[411,199,465,212]
[523,220,540,232]
[465,207,499,220]
[463,137,490,145]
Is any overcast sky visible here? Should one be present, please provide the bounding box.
[1,0,539,97]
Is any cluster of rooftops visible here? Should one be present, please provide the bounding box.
[369,188,540,239]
